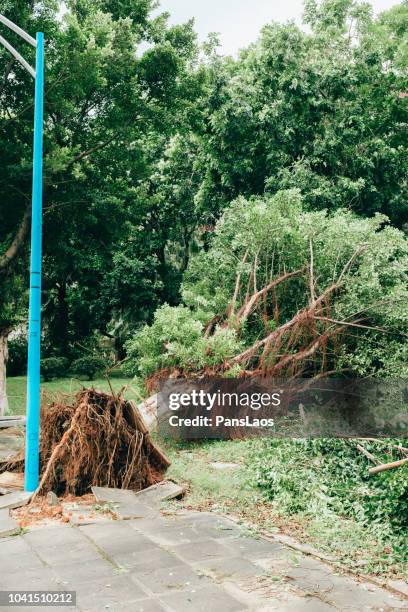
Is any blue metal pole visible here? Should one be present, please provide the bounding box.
[25,32,44,492]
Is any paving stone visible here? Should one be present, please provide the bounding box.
[222,534,285,559]
[23,525,85,548]
[0,548,44,575]
[0,508,19,537]
[134,480,185,504]
[0,490,31,510]
[131,563,211,594]
[192,556,264,581]
[144,524,199,546]
[79,601,165,612]
[79,520,130,541]
[117,600,166,612]
[273,600,334,611]
[191,521,244,541]
[0,534,33,555]
[101,533,158,558]
[73,573,148,610]
[91,486,139,504]
[171,538,236,563]
[322,573,408,609]
[51,558,118,586]
[114,546,179,571]
[113,501,158,520]
[158,584,246,611]
[130,515,187,534]
[34,539,102,567]
[0,567,61,591]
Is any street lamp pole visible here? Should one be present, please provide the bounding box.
[0,16,44,492]
[25,32,44,493]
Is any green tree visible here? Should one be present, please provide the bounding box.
[195,0,408,227]
[0,0,203,400]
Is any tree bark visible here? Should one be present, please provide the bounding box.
[0,330,9,416]
[0,204,31,273]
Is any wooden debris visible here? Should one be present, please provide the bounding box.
[356,444,381,465]
[369,457,408,475]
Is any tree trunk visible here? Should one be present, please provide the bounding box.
[0,331,9,416]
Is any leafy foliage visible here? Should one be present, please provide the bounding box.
[251,438,408,562]
[124,305,242,377]
[7,334,27,376]
[126,190,408,379]
[71,356,106,380]
[40,357,70,382]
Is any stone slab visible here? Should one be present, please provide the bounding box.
[158,584,245,612]
[0,490,32,510]
[116,547,178,571]
[113,502,157,520]
[51,558,117,586]
[91,486,138,504]
[0,470,24,490]
[134,480,185,503]
[131,563,211,594]
[171,538,236,563]
[0,508,19,537]
[72,573,148,610]
[192,555,264,581]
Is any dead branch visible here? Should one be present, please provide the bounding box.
[309,238,316,303]
[0,204,31,272]
[337,244,368,284]
[356,444,381,465]
[235,268,304,324]
[357,439,408,454]
[313,317,395,335]
[369,457,408,475]
[228,249,249,317]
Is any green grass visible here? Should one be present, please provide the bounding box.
[6,375,143,415]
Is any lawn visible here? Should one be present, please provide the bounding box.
[6,375,143,415]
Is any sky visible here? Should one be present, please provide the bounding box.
[156,0,402,56]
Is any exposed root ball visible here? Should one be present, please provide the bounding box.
[35,389,168,496]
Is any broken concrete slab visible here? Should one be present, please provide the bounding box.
[134,480,185,503]
[0,471,24,490]
[0,490,31,510]
[0,508,19,537]
[91,486,138,504]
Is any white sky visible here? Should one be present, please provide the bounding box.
[156,0,402,55]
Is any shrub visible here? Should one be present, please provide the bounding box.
[124,305,242,377]
[71,356,106,380]
[7,335,28,376]
[41,357,69,381]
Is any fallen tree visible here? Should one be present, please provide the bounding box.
[124,191,408,382]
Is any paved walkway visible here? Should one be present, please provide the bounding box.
[0,505,407,612]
